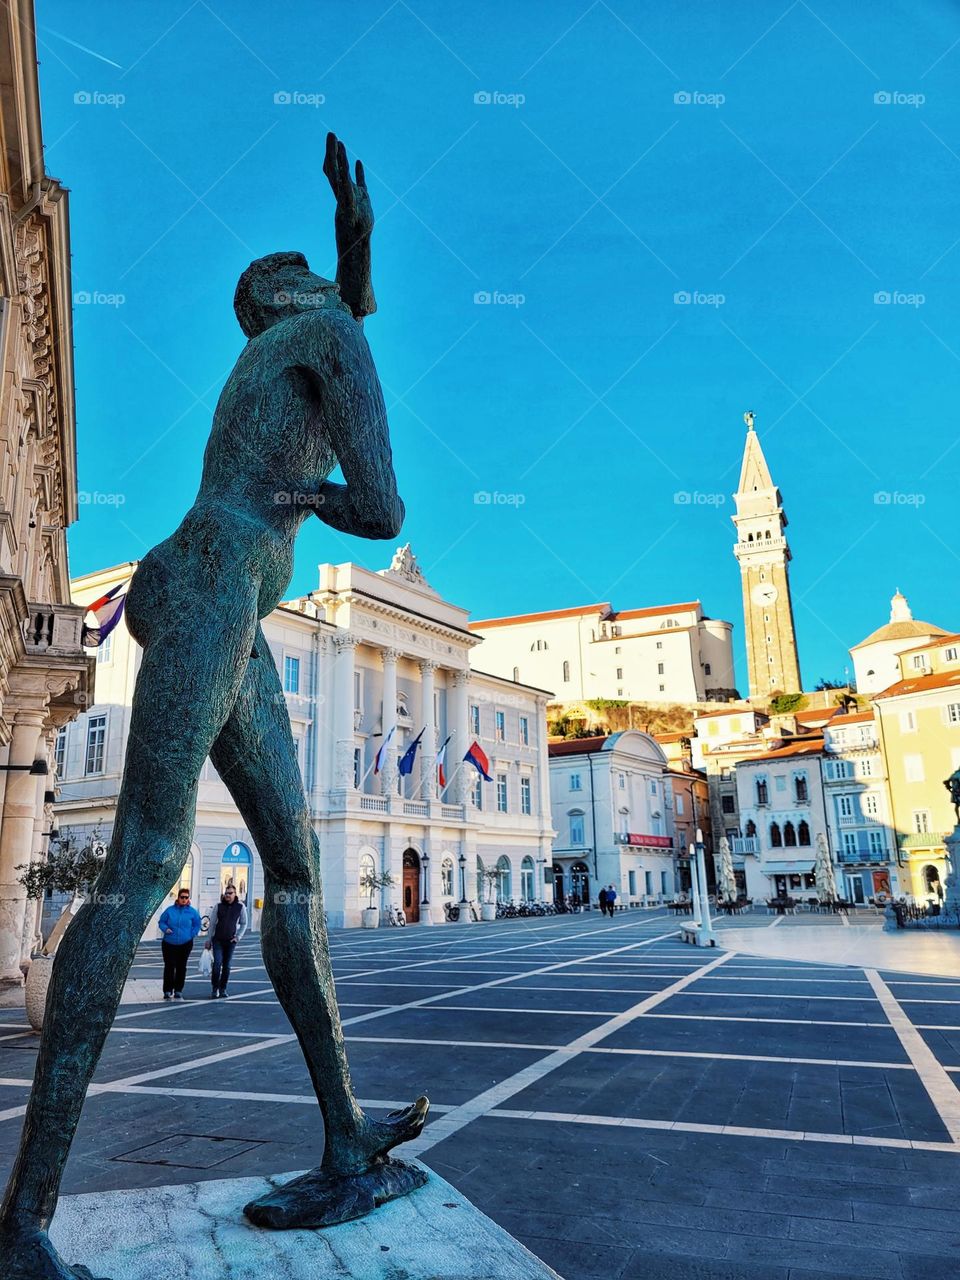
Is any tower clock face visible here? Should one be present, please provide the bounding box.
[751,583,779,606]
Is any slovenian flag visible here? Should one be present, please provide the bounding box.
[463,740,492,782]
[81,581,128,648]
[436,734,452,788]
[398,728,424,777]
[374,726,396,773]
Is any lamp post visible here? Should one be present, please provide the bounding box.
[419,851,434,926]
[688,842,702,927]
[694,827,716,947]
[457,852,472,924]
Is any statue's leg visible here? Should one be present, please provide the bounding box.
[209,627,428,1229]
[0,599,258,1280]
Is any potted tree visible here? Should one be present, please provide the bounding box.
[359,868,395,928]
[18,827,106,1030]
[480,866,501,921]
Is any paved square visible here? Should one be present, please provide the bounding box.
[1,910,959,1279]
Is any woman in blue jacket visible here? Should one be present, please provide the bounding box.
[157,888,202,999]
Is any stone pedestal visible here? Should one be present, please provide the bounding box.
[48,1164,564,1279]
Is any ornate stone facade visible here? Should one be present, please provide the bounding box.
[0,1,93,984]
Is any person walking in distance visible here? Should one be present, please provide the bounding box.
[205,885,248,997]
[158,888,202,999]
[598,886,608,916]
[606,884,618,917]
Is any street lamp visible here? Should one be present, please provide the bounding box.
[458,852,467,904]
[419,851,435,927]
[0,759,48,775]
[693,827,716,947]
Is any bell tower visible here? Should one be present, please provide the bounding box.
[732,412,801,699]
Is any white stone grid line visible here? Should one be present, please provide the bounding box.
[0,925,679,1126]
[486,1109,960,1155]
[866,968,960,1145]
[403,949,737,1158]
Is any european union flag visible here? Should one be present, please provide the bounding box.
[397,729,425,776]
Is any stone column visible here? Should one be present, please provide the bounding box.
[419,659,437,800]
[0,706,46,985]
[332,633,358,791]
[450,669,470,804]
[380,647,399,796]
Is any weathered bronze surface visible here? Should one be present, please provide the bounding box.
[0,133,428,1280]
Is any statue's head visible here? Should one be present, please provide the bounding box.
[234,251,340,338]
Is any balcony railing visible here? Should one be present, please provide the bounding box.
[359,795,388,813]
[837,849,888,865]
[403,801,430,817]
[730,836,760,855]
[23,602,86,657]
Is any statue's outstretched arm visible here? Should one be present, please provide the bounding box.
[323,132,375,322]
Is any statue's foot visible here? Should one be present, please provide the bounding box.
[244,1156,427,1230]
[244,1096,430,1230]
[0,1225,110,1280]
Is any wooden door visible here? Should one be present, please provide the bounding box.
[402,850,420,923]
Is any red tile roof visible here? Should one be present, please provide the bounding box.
[693,706,758,720]
[897,632,960,655]
[469,603,610,630]
[611,601,701,621]
[746,736,825,762]
[874,670,960,699]
[548,736,609,756]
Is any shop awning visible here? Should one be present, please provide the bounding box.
[761,861,815,876]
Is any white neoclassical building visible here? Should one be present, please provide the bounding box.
[469,600,736,704]
[55,548,555,932]
[548,731,679,907]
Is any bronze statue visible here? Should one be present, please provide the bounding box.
[0,133,428,1280]
[944,767,960,825]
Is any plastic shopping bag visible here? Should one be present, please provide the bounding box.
[198,946,212,978]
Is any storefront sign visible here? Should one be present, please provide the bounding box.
[615,832,673,849]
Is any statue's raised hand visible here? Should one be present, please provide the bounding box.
[324,135,375,325]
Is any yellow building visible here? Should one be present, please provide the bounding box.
[873,631,960,901]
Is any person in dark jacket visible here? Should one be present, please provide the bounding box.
[158,888,202,999]
[598,887,608,915]
[606,884,618,916]
[205,885,248,997]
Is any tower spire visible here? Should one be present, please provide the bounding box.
[732,413,801,700]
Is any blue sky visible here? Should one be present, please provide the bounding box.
[36,0,960,692]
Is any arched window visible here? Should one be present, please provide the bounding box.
[783,821,797,847]
[496,855,512,902]
[441,855,454,896]
[512,666,519,682]
[798,820,810,846]
[770,822,782,848]
[521,855,535,901]
[562,660,570,682]
[764,530,771,539]
[756,778,768,806]
[745,819,757,837]
[358,851,376,906]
